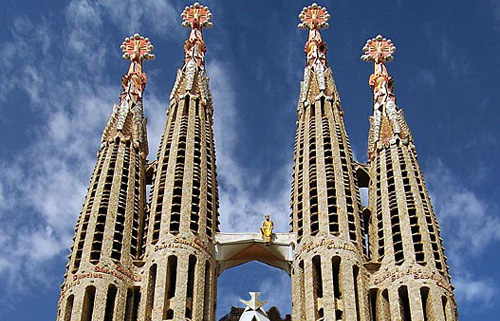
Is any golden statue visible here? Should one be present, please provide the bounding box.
[260,215,274,246]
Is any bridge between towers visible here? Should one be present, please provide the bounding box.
[215,233,296,276]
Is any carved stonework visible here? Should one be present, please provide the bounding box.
[362,35,413,159]
[100,34,153,155]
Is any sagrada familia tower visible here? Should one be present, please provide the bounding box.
[56,3,458,321]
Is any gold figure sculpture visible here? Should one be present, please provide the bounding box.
[260,215,274,246]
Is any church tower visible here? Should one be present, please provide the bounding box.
[55,3,460,321]
[57,34,154,321]
[290,4,368,320]
[362,35,458,320]
[140,3,218,321]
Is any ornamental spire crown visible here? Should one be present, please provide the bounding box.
[119,33,155,101]
[298,3,330,68]
[181,2,213,68]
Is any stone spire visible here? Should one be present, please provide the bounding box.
[140,3,218,320]
[290,4,367,320]
[100,34,155,157]
[363,35,457,320]
[361,35,413,161]
[57,34,153,321]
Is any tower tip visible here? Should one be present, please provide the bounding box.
[361,35,396,63]
[181,3,213,29]
[121,34,155,62]
[298,3,330,30]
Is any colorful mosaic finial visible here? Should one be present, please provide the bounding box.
[120,33,155,62]
[298,3,330,72]
[181,3,212,68]
[361,35,396,63]
[181,2,213,29]
[298,3,330,30]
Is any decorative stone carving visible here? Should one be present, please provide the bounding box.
[362,35,412,159]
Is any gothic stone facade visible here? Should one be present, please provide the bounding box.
[56,3,457,321]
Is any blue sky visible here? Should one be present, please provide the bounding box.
[0,0,499,320]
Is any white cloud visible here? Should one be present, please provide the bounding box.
[491,0,500,28]
[413,69,436,89]
[99,0,180,37]
[0,0,177,311]
[209,60,293,234]
[256,270,291,313]
[426,158,500,306]
[453,277,497,306]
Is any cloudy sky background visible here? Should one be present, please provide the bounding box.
[0,0,499,320]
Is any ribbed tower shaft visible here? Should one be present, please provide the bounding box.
[291,4,368,320]
[57,34,153,321]
[362,35,457,321]
[140,4,218,321]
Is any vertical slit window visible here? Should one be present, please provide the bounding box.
[323,117,338,235]
[112,144,130,261]
[73,146,107,272]
[332,256,341,300]
[336,123,357,242]
[298,260,306,316]
[375,156,384,260]
[363,209,371,259]
[296,122,305,240]
[369,289,377,321]
[353,265,361,321]
[312,255,323,298]
[190,108,201,234]
[205,116,218,239]
[152,114,176,245]
[124,286,141,321]
[381,289,390,320]
[187,255,196,298]
[104,284,117,321]
[420,287,429,321]
[167,256,177,299]
[170,114,189,234]
[309,112,319,236]
[203,261,211,321]
[81,286,96,321]
[442,296,449,321]
[399,286,412,321]
[185,255,197,318]
[64,295,74,321]
[131,153,142,259]
[90,143,119,264]
[145,264,157,320]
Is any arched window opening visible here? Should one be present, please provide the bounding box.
[63,295,74,321]
[104,284,117,321]
[81,286,96,321]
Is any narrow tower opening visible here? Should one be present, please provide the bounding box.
[399,286,412,321]
[81,286,96,321]
[369,288,378,321]
[145,264,157,320]
[420,287,430,321]
[63,295,74,321]
[104,284,117,321]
